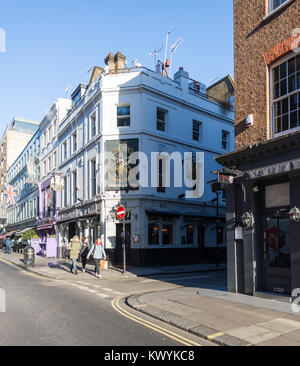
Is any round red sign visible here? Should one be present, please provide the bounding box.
[117,206,125,220]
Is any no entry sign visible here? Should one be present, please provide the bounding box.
[117,206,125,220]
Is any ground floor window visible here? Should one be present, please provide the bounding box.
[148,214,174,245]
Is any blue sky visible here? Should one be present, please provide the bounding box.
[0,0,233,130]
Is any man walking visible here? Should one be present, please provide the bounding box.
[67,235,81,275]
[87,236,106,278]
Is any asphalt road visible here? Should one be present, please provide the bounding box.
[0,261,218,346]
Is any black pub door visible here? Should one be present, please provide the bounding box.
[263,212,291,294]
[116,224,131,265]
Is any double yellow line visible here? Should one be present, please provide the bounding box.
[111,296,202,347]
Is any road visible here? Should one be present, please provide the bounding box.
[0,261,223,346]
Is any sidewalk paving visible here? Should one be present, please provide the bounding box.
[127,287,300,346]
[0,251,226,280]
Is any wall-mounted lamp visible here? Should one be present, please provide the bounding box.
[288,207,300,223]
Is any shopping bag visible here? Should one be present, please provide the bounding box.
[100,259,108,270]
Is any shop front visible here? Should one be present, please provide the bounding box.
[37,179,59,257]
[216,131,300,296]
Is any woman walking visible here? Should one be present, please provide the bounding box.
[67,235,81,275]
[80,236,89,273]
[87,236,106,278]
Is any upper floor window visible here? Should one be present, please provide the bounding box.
[222,130,230,150]
[90,113,96,137]
[273,54,300,135]
[117,105,130,127]
[157,108,167,132]
[270,0,289,12]
[72,131,77,153]
[192,120,202,142]
[63,141,68,160]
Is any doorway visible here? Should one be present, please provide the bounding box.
[263,211,291,294]
[116,223,131,264]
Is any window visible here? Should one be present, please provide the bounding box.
[157,157,166,193]
[185,225,194,244]
[43,161,46,176]
[193,120,202,142]
[48,156,51,172]
[90,114,96,137]
[157,108,167,131]
[63,176,68,206]
[217,226,224,245]
[117,105,130,127]
[91,159,96,197]
[148,223,160,245]
[270,0,289,12]
[72,132,77,153]
[222,130,230,150]
[53,151,57,168]
[63,141,67,160]
[72,170,77,204]
[162,224,173,245]
[272,54,300,135]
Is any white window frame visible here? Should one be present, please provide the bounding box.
[221,130,230,150]
[90,111,97,139]
[117,104,131,128]
[156,107,168,132]
[270,52,300,138]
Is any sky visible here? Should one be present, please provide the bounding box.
[0,0,233,131]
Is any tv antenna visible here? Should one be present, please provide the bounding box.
[164,29,175,67]
[65,85,72,99]
[86,65,94,76]
[149,44,164,70]
[170,37,183,78]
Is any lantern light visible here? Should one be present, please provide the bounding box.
[288,207,300,223]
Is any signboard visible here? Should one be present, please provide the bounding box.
[117,206,125,220]
[235,226,243,240]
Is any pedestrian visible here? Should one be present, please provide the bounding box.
[87,236,106,278]
[80,236,89,273]
[67,235,81,275]
[5,236,12,254]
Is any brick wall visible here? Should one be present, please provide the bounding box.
[234,0,299,150]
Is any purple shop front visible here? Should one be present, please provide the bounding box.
[36,178,59,258]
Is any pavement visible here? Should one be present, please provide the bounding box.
[2,251,300,346]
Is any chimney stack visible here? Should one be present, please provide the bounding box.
[104,51,127,73]
[174,67,189,90]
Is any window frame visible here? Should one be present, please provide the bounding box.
[270,53,300,138]
[90,112,97,138]
[156,107,167,132]
[192,120,202,142]
[117,104,131,128]
[221,130,230,150]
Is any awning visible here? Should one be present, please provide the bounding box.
[37,224,53,231]
[15,227,36,236]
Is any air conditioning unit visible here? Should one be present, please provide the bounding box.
[246,114,253,127]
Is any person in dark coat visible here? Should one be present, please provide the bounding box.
[80,237,89,273]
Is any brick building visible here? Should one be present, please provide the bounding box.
[216,0,299,296]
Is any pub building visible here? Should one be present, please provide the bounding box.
[216,0,299,296]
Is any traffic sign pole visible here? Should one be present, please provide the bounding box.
[116,206,126,274]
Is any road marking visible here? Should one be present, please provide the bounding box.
[112,296,202,347]
[96,293,110,298]
[102,288,114,292]
[207,332,224,340]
